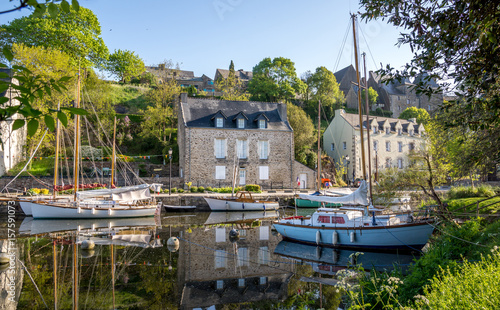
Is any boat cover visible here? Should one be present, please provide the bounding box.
[298,180,369,206]
[75,184,155,201]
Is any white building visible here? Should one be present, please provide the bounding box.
[323,109,425,183]
[0,69,26,176]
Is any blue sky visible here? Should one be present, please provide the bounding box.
[0,0,414,80]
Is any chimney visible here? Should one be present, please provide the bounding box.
[180,92,188,103]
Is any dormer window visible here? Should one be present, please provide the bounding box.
[386,127,390,134]
[373,126,377,134]
[233,111,248,129]
[398,128,402,135]
[237,118,245,129]
[255,113,269,129]
[409,129,414,136]
[212,110,227,128]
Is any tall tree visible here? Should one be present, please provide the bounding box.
[141,75,180,149]
[305,66,344,120]
[248,57,305,103]
[0,4,109,68]
[361,87,378,107]
[360,0,500,161]
[398,107,430,125]
[106,49,145,83]
[287,103,316,167]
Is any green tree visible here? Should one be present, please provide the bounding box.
[215,60,249,101]
[360,0,500,161]
[141,78,180,149]
[398,107,430,125]
[0,4,109,68]
[287,103,316,166]
[304,66,344,120]
[361,86,378,106]
[107,49,145,83]
[248,57,305,103]
[0,0,80,17]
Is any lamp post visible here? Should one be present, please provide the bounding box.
[168,148,173,195]
[344,155,350,184]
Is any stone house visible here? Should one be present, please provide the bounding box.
[323,109,425,183]
[177,93,315,189]
[0,69,26,176]
[334,65,443,118]
[145,66,215,94]
[214,68,253,87]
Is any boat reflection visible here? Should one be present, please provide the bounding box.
[274,240,418,275]
[19,216,159,235]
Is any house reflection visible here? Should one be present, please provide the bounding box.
[177,220,294,309]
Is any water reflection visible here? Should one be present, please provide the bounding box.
[2,210,418,309]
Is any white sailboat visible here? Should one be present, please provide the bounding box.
[21,70,162,219]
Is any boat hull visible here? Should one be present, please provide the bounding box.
[19,200,33,216]
[273,221,434,251]
[204,197,279,211]
[295,198,341,208]
[31,202,160,219]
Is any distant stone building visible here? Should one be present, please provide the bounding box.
[145,66,215,94]
[0,69,26,177]
[334,65,443,118]
[177,93,315,189]
[214,68,253,87]
[323,109,426,183]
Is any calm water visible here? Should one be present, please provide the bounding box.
[1,209,419,309]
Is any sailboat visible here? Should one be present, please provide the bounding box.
[20,70,162,219]
[273,14,435,252]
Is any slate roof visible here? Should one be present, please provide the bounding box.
[180,98,291,131]
[215,69,253,81]
[340,111,422,134]
[333,65,354,82]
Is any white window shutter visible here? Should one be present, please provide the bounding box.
[259,166,269,180]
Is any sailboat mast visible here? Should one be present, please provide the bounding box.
[317,100,322,191]
[73,69,81,201]
[352,14,367,181]
[53,102,61,200]
[363,53,373,202]
[111,116,117,188]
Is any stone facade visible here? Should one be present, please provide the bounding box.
[178,94,316,189]
[334,66,443,117]
[324,109,426,183]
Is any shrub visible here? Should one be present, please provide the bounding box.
[170,188,177,193]
[190,186,198,193]
[162,189,169,194]
[178,188,184,193]
[197,186,205,193]
[31,188,41,194]
[205,187,213,192]
[245,184,261,192]
[40,188,50,195]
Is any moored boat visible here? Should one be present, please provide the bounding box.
[273,207,435,252]
[30,184,161,219]
[204,191,279,211]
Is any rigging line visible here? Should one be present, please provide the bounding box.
[334,19,352,73]
[1,129,48,193]
[18,259,49,308]
[358,24,379,71]
[83,115,101,184]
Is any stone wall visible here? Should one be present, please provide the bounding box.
[182,127,304,188]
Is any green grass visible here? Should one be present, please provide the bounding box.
[7,158,55,176]
[445,197,500,215]
[109,84,151,112]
